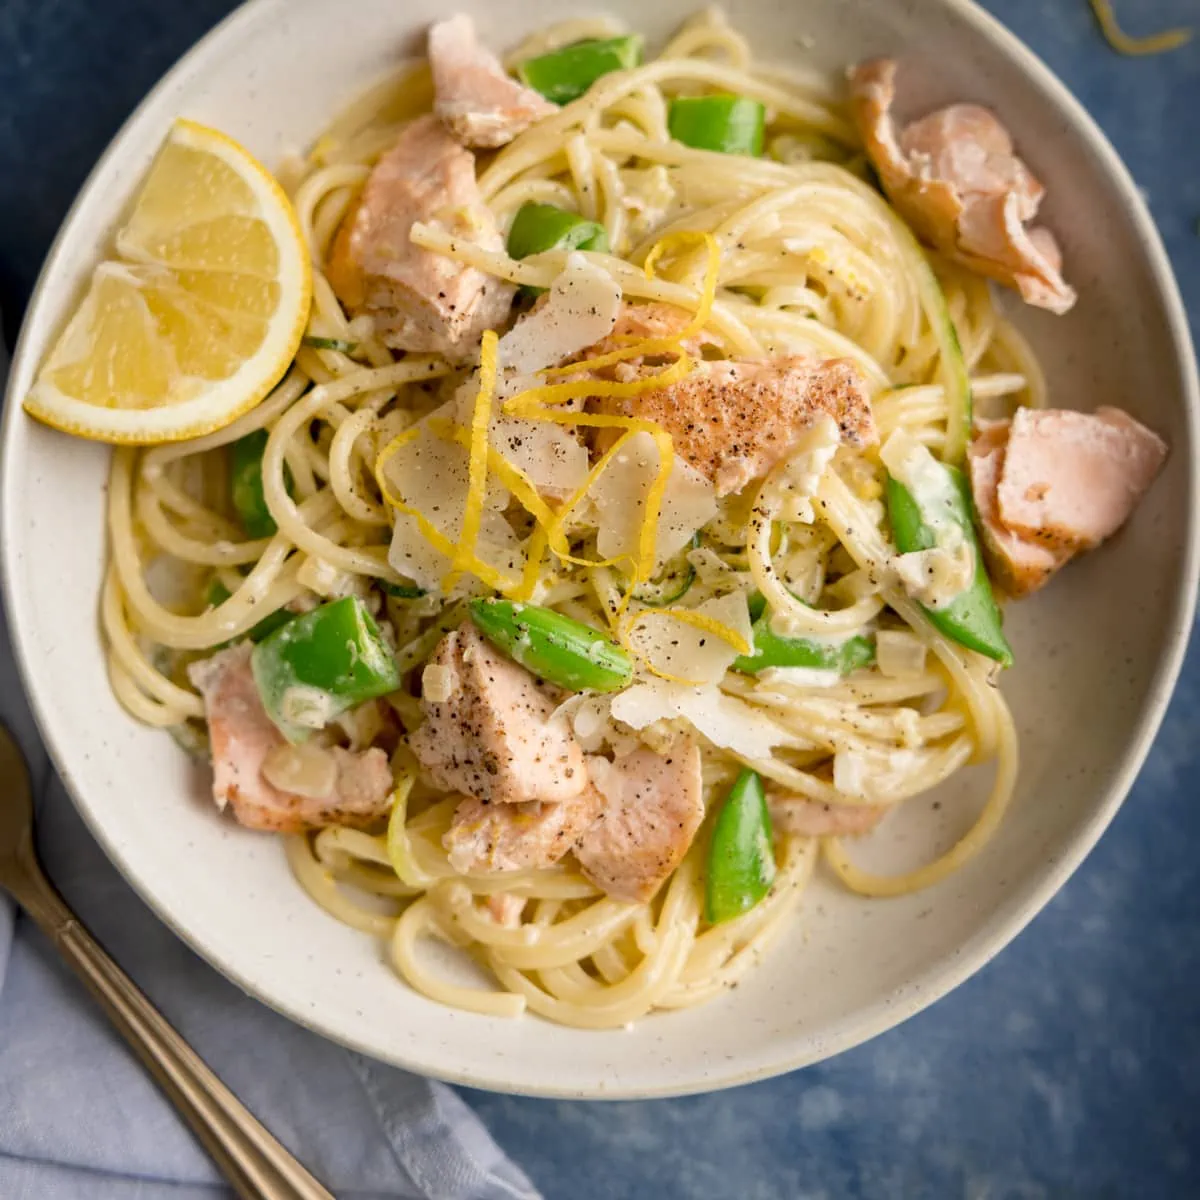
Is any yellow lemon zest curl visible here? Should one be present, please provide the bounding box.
[1089,0,1191,55]
[375,231,723,614]
[443,330,499,592]
[375,417,552,601]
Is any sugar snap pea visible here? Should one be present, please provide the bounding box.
[468,599,633,693]
[706,768,776,924]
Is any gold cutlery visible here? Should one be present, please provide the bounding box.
[0,723,335,1200]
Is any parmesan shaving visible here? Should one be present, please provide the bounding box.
[611,678,800,760]
[495,253,621,381]
[590,430,718,569]
[444,330,500,591]
[624,591,753,685]
[380,407,525,592]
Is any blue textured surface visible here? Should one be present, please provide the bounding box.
[0,1,1197,1196]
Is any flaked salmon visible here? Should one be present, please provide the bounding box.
[188,645,393,833]
[410,623,589,806]
[575,301,716,364]
[593,355,875,496]
[327,115,514,360]
[849,58,1075,314]
[574,738,704,902]
[443,787,603,873]
[968,406,1167,595]
[995,406,1168,550]
[429,15,554,148]
[768,791,887,838]
[967,419,1071,597]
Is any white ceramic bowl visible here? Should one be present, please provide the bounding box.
[2,0,1197,1098]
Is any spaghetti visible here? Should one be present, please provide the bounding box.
[103,8,1037,1027]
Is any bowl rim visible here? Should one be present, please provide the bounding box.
[2,0,1197,1099]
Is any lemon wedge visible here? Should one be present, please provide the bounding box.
[24,119,312,444]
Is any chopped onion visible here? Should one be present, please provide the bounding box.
[262,742,338,799]
[756,666,841,689]
[296,555,363,600]
[874,630,928,678]
[772,414,840,524]
[422,662,458,703]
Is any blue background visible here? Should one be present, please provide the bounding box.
[1,1,1197,1195]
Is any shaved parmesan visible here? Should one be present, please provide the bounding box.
[449,259,608,500]
[590,430,718,569]
[496,253,621,381]
[383,405,525,591]
[610,678,799,760]
[625,592,753,685]
[488,416,589,499]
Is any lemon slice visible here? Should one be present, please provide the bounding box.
[24,120,312,444]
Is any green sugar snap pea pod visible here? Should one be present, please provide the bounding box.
[706,768,776,924]
[251,596,402,742]
[668,94,766,156]
[468,599,633,693]
[886,467,1012,667]
[516,35,644,106]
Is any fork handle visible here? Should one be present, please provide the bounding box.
[14,870,334,1200]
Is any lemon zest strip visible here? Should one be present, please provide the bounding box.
[539,231,722,378]
[374,426,513,593]
[443,330,498,592]
[426,416,554,603]
[1089,0,1191,54]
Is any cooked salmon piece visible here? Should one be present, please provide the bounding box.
[966,407,1168,596]
[575,301,716,364]
[188,645,393,833]
[574,739,704,902]
[444,787,603,873]
[849,58,1075,314]
[592,355,875,496]
[967,420,1071,598]
[429,15,554,148]
[410,623,589,806]
[993,406,1168,552]
[326,115,514,360]
[768,791,887,838]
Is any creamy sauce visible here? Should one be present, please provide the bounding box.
[880,430,974,609]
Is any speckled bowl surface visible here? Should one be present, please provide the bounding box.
[2,0,1196,1098]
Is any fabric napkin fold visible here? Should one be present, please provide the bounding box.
[0,337,541,1200]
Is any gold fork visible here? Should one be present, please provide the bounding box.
[0,724,335,1199]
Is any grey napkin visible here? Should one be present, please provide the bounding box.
[0,336,541,1200]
